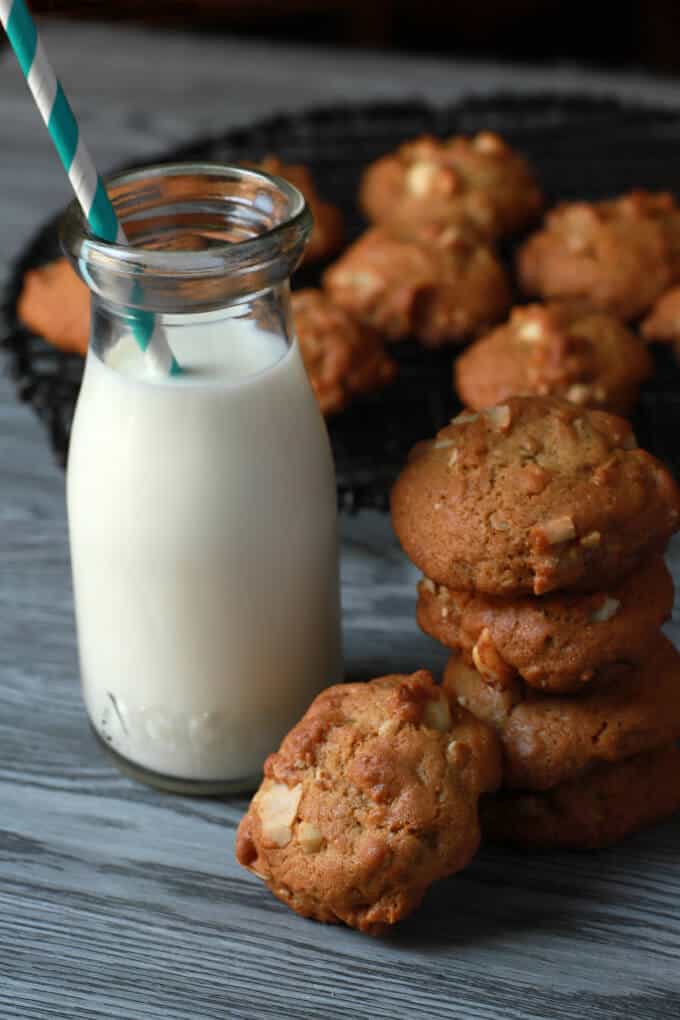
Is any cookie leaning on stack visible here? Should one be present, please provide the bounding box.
[236,670,501,933]
[391,395,680,849]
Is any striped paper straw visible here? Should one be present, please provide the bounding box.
[0,0,180,375]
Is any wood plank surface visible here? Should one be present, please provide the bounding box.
[1,19,680,1019]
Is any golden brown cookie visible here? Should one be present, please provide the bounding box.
[17,258,90,355]
[323,226,511,347]
[417,556,673,694]
[235,670,501,934]
[391,396,680,596]
[480,743,680,850]
[292,289,396,415]
[253,156,344,263]
[359,132,542,241]
[455,302,652,416]
[443,635,680,791]
[517,192,676,320]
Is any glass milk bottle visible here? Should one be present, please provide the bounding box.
[62,163,343,794]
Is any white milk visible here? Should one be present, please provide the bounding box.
[67,313,342,785]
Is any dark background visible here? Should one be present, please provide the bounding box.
[14,0,680,74]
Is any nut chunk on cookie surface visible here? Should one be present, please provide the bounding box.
[235,671,501,934]
[391,396,680,596]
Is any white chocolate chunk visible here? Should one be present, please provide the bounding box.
[590,597,621,623]
[378,717,400,739]
[257,781,302,848]
[516,318,544,342]
[297,821,324,854]
[485,405,511,430]
[540,515,576,544]
[423,697,452,732]
[406,161,439,196]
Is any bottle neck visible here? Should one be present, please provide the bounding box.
[61,162,311,316]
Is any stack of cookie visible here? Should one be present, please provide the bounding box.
[392,395,680,849]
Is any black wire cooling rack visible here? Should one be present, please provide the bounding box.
[4,94,680,511]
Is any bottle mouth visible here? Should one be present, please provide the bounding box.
[60,162,312,313]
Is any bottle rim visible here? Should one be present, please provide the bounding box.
[59,162,312,313]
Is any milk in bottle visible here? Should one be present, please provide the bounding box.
[63,164,343,793]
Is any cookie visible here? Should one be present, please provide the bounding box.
[251,156,344,263]
[235,670,501,934]
[417,556,673,694]
[292,289,396,415]
[443,635,680,791]
[17,258,90,355]
[323,226,511,347]
[517,192,676,320]
[455,302,652,416]
[480,743,680,849]
[391,396,680,596]
[359,132,542,241]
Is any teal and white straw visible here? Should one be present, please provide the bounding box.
[0,0,180,375]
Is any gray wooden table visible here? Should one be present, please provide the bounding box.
[2,20,680,1019]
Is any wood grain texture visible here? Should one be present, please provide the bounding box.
[2,19,680,1019]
